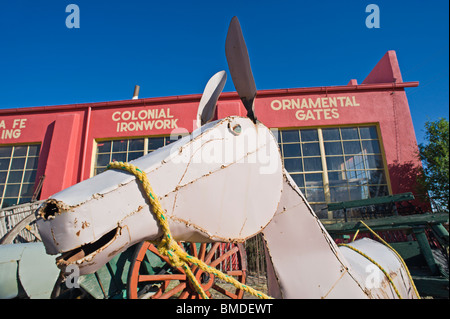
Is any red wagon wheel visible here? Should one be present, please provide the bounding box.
[127,241,247,299]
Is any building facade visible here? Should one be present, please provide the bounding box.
[0,51,428,221]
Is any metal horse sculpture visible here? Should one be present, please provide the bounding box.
[35,17,418,299]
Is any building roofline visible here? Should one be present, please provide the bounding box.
[0,81,419,115]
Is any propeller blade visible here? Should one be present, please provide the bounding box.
[196,70,227,128]
[225,16,257,122]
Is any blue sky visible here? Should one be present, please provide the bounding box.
[0,0,448,145]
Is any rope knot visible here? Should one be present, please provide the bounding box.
[165,249,184,267]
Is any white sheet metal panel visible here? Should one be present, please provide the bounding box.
[340,238,419,299]
[36,117,283,275]
[18,242,61,298]
[34,115,418,298]
[0,243,25,299]
[0,243,60,299]
[196,70,227,127]
[263,171,369,299]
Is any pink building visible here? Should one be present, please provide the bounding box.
[0,50,428,221]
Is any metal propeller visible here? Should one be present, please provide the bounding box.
[225,16,258,123]
[196,70,227,128]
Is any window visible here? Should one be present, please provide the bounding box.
[94,139,145,175]
[275,126,389,219]
[277,129,326,216]
[0,144,41,208]
[93,135,183,175]
[323,126,387,202]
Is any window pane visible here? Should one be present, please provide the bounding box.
[326,156,345,170]
[20,183,34,197]
[328,171,347,187]
[19,197,32,205]
[367,170,387,184]
[345,155,365,170]
[349,186,369,200]
[359,126,378,139]
[111,152,126,162]
[129,139,145,151]
[7,171,23,184]
[330,187,349,202]
[362,140,380,154]
[300,129,319,142]
[282,143,301,158]
[284,158,303,172]
[324,142,343,155]
[2,198,18,208]
[10,158,25,170]
[364,155,384,169]
[346,170,367,183]
[369,185,389,197]
[13,146,28,157]
[96,153,110,167]
[0,146,12,158]
[0,158,10,170]
[0,171,7,183]
[322,128,340,141]
[343,141,362,154]
[303,157,322,171]
[25,157,39,170]
[4,184,20,197]
[23,170,37,184]
[291,173,305,188]
[95,167,107,175]
[282,130,300,143]
[305,173,323,187]
[112,140,128,152]
[302,143,320,156]
[28,145,41,157]
[127,151,144,161]
[148,137,165,151]
[305,188,325,202]
[97,141,111,153]
[341,128,359,140]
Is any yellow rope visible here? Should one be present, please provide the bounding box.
[338,243,402,299]
[107,161,272,299]
[357,220,421,299]
[339,220,421,299]
[351,229,360,242]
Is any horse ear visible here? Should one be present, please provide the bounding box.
[196,71,227,128]
[225,16,257,123]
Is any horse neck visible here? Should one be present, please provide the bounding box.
[262,172,369,299]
